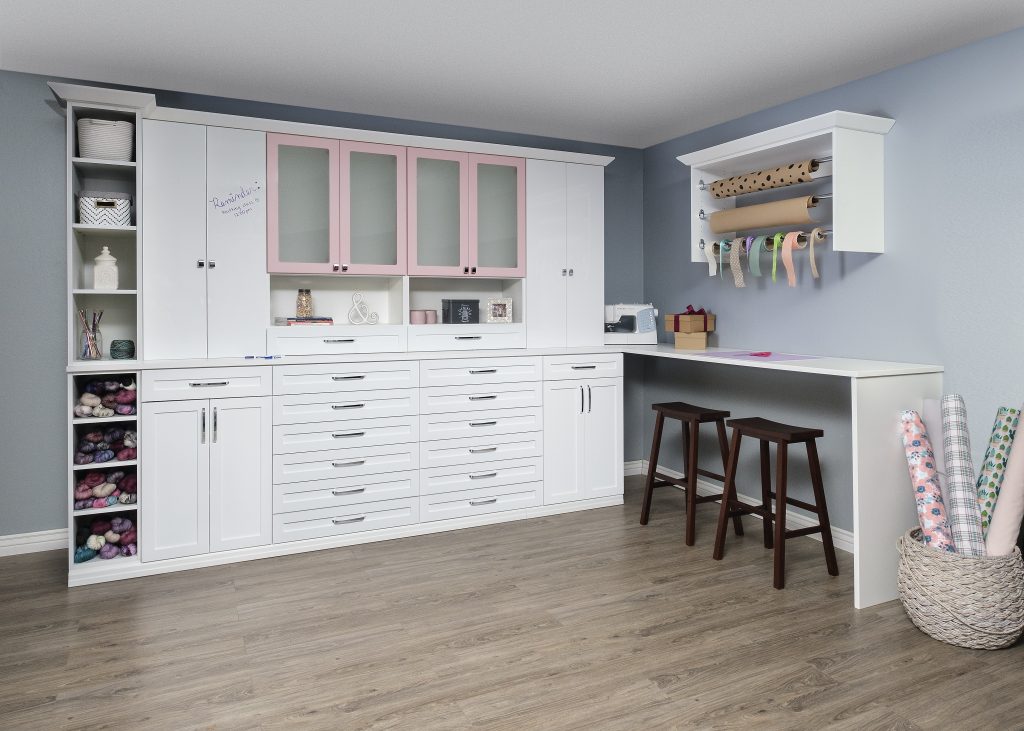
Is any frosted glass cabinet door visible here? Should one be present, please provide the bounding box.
[267,133,340,274]
[471,155,526,277]
[341,141,407,274]
[408,148,469,275]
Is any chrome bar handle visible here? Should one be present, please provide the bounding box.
[324,338,355,344]
[332,403,365,410]
[455,336,482,340]
[469,472,497,480]
[332,431,365,439]
[469,446,497,454]
[468,395,497,401]
[469,498,497,506]
[331,459,366,468]
[332,515,366,525]
[571,365,597,370]
[331,487,366,496]
[189,381,229,388]
[200,408,206,444]
[469,420,497,427]
[469,369,497,374]
[212,406,218,443]
[587,385,592,413]
[332,374,366,381]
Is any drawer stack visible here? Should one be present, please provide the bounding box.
[418,357,544,522]
[271,361,421,542]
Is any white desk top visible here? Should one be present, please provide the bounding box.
[66,344,943,379]
[618,344,943,379]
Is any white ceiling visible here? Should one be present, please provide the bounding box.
[2,1,1023,148]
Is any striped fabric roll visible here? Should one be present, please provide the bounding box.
[977,406,1020,534]
[941,395,986,556]
[900,410,956,552]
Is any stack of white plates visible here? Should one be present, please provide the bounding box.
[77,119,134,161]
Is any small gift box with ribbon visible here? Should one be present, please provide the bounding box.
[665,305,716,334]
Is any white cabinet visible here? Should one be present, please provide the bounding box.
[141,395,271,561]
[526,160,605,348]
[142,121,268,359]
[542,375,623,505]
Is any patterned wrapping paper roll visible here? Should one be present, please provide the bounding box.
[940,395,985,556]
[977,406,1020,534]
[986,406,1024,556]
[710,159,820,198]
[900,410,956,552]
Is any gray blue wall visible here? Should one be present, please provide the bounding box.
[639,27,1024,530]
[0,70,644,537]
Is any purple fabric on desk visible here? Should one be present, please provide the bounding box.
[698,351,822,362]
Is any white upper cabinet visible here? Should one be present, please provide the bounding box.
[142,121,268,359]
[526,160,605,347]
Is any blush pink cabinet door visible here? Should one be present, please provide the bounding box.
[470,154,526,278]
[408,148,470,276]
[267,133,341,274]
[339,141,407,275]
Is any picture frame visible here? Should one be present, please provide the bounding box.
[485,297,513,323]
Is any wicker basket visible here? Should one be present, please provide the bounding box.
[77,118,134,161]
[897,528,1024,649]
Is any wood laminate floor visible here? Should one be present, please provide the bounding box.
[2,477,1022,730]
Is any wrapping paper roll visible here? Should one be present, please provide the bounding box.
[710,159,819,198]
[940,395,985,556]
[986,403,1024,556]
[709,196,817,235]
[900,410,956,552]
[977,406,1020,533]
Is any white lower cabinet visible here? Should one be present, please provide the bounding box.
[141,396,272,561]
[542,374,624,505]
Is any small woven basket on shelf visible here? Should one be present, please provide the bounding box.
[897,528,1024,650]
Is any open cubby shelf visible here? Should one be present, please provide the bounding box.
[73,503,138,517]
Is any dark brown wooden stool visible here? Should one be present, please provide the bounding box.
[640,402,744,546]
[712,417,839,589]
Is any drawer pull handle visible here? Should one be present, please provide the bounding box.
[332,515,366,525]
[455,336,482,340]
[332,403,365,410]
[331,487,366,496]
[324,338,356,344]
[332,431,366,439]
[189,381,229,387]
[469,446,497,454]
[469,472,497,480]
[332,374,366,381]
[571,365,597,370]
[469,498,497,506]
[332,459,366,468]
[469,368,497,374]
[468,395,497,401]
[469,420,497,427]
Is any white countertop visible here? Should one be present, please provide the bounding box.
[67,344,943,379]
[618,344,943,379]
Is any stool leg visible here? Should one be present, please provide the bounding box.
[713,428,742,560]
[807,439,839,577]
[716,419,744,537]
[640,412,665,525]
[685,420,699,546]
[759,440,773,549]
[773,442,788,589]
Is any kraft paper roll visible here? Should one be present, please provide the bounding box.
[710,159,819,199]
[709,196,817,235]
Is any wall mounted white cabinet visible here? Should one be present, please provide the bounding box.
[677,111,895,262]
[140,395,272,561]
[142,121,269,359]
[525,160,604,348]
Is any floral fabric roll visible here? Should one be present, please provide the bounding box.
[900,410,956,552]
[977,406,1020,534]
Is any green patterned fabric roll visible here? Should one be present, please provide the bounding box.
[977,406,1020,534]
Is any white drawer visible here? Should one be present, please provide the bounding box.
[542,353,623,380]
[419,482,542,522]
[141,367,271,402]
[274,443,418,484]
[420,382,542,415]
[420,433,542,470]
[419,407,543,442]
[419,357,542,388]
[407,324,525,352]
[267,325,407,356]
[273,416,419,454]
[421,457,544,496]
[273,498,419,543]
[274,471,418,514]
[273,361,418,395]
[273,389,418,425]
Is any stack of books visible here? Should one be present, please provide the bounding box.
[273,317,335,326]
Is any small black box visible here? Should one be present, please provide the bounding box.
[441,299,480,324]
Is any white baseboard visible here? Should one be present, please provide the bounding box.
[623,459,644,476]
[634,459,854,554]
[0,528,67,557]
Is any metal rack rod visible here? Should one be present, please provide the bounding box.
[698,229,832,250]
